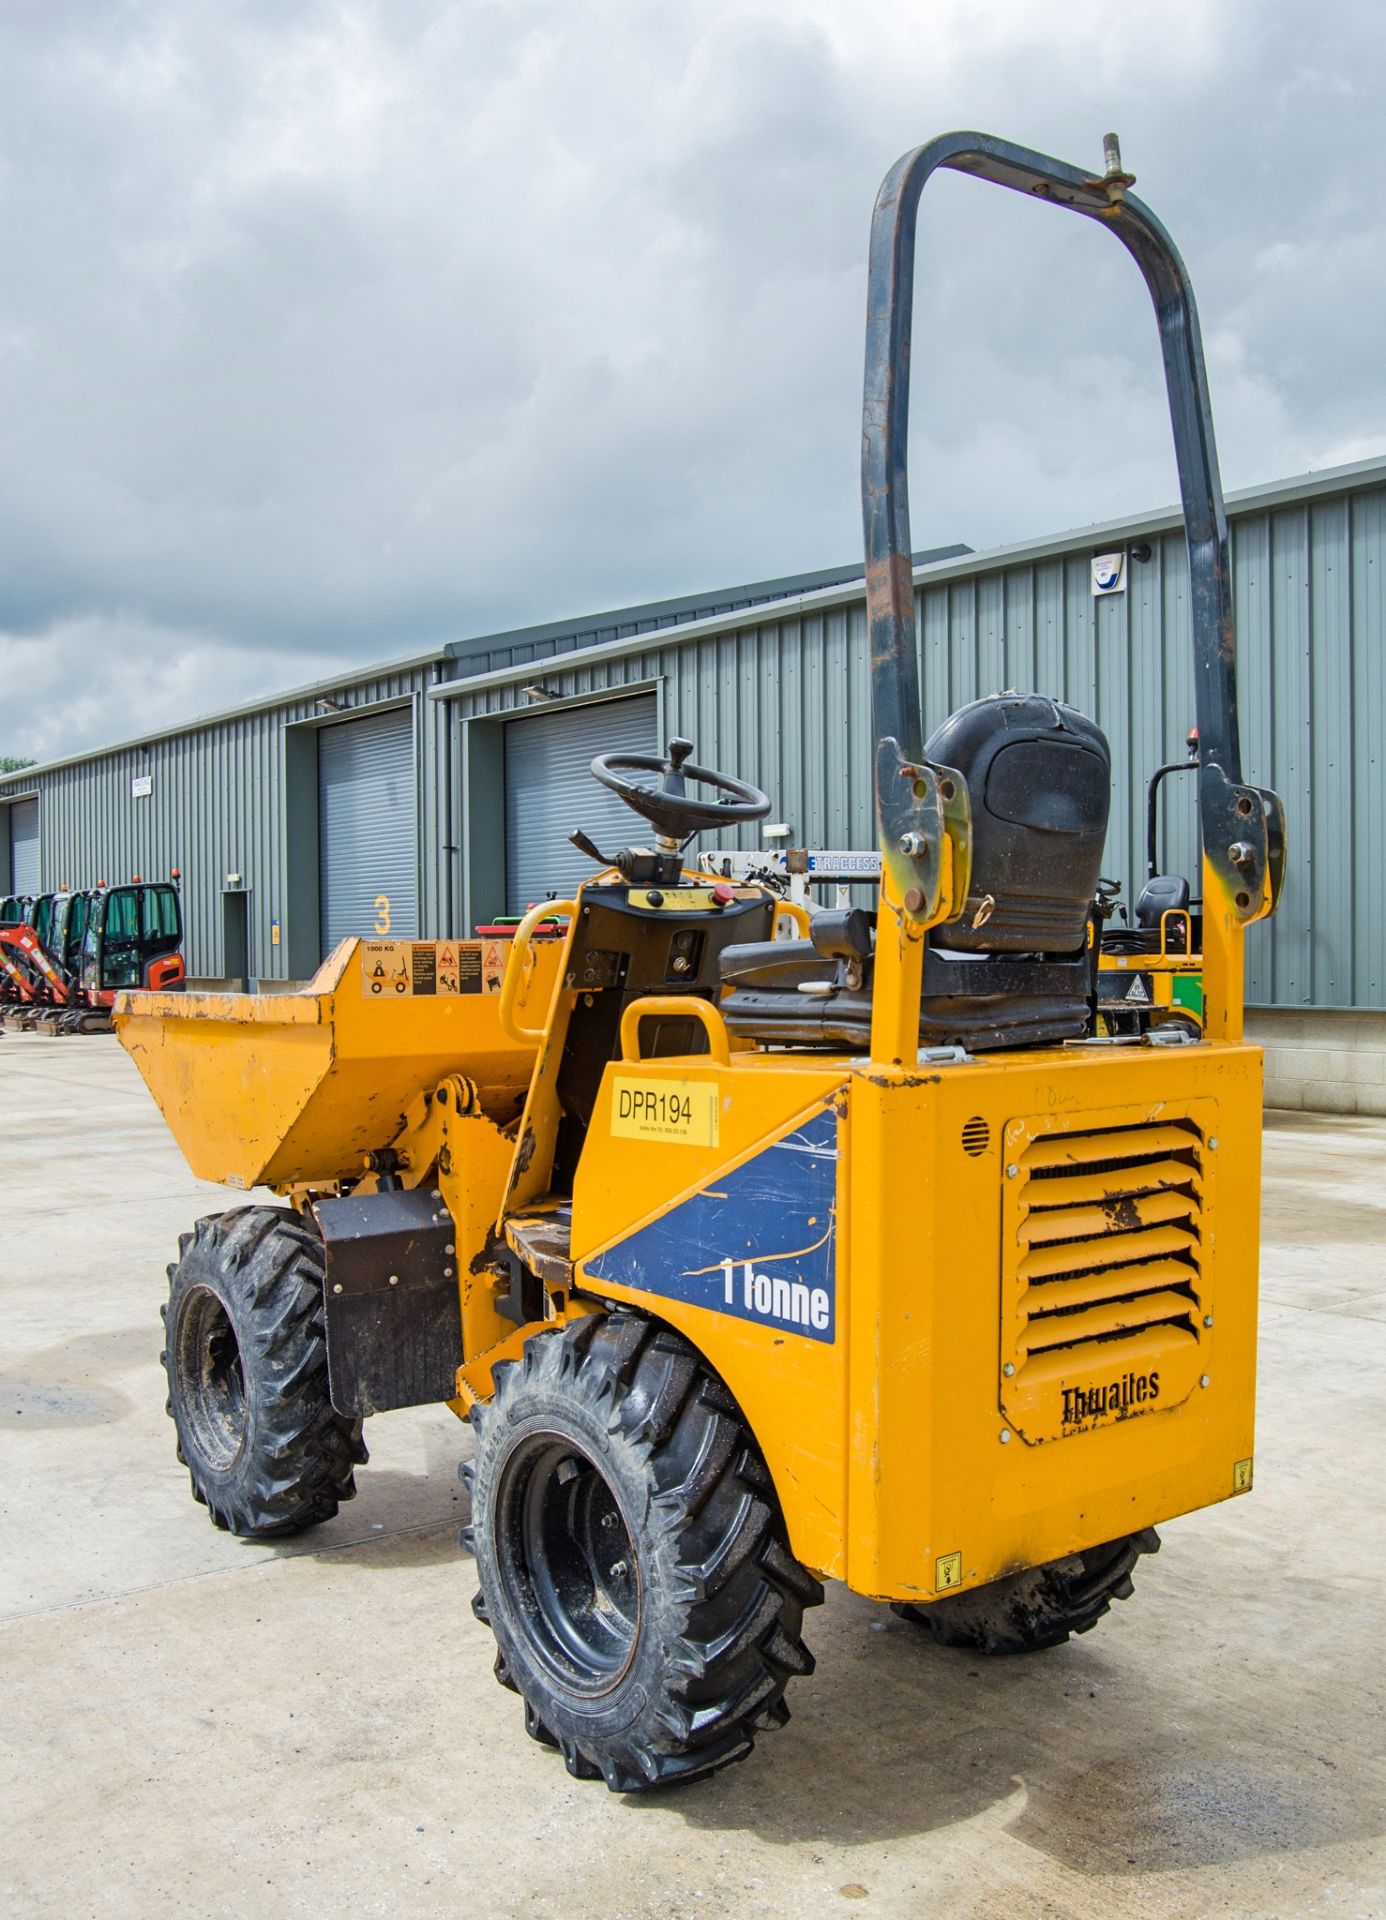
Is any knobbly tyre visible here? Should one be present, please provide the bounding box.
[118,132,1284,1792]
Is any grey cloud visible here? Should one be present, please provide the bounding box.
[1,0,1383,758]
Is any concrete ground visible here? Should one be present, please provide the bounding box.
[2,1033,1383,1920]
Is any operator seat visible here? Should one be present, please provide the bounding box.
[1102,870,1194,958]
[718,693,1111,1052]
[1135,874,1191,928]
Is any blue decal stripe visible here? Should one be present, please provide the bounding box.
[584,1105,840,1344]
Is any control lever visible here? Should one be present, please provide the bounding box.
[570,828,618,868]
[569,826,686,885]
[1094,878,1126,927]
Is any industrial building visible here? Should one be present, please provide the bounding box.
[3,454,1383,1110]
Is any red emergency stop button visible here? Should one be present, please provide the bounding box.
[711,884,735,906]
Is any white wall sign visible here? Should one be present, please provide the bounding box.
[131,774,153,798]
[1092,552,1126,596]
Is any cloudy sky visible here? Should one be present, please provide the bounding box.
[1,0,1382,763]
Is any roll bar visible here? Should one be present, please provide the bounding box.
[861,131,1284,957]
[1146,758,1198,881]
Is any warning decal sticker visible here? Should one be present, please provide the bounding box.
[360,940,507,999]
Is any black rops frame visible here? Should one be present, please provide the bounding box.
[860,131,1284,929]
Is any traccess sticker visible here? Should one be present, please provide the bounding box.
[610,1075,719,1147]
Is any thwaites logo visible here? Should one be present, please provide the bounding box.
[1062,1369,1160,1427]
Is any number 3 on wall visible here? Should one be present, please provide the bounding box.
[374,894,391,935]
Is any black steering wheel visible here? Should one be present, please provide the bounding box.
[590,737,770,841]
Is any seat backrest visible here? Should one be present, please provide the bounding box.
[924,694,1110,954]
[1135,873,1190,929]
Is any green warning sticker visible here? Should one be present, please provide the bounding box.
[1172,972,1204,1017]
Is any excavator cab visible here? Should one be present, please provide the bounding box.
[29,893,56,952]
[82,882,185,998]
[48,890,91,980]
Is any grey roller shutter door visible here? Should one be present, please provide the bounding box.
[9,798,39,894]
[318,706,417,955]
[504,694,659,913]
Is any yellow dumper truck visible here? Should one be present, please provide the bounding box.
[119,132,1284,1791]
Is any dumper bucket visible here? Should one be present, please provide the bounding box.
[114,935,560,1190]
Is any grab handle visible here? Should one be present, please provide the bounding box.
[1160,907,1194,960]
[619,995,731,1066]
[497,900,575,1045]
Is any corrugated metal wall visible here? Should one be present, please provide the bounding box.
[7,796,40,892]
[2,464,1381,1007]
[318,705,419,950]
[454,613,876,856]
[503,691,660,911]
[448,468,1386,1010]
[917,483,1386,1008]
[0,663,452,980]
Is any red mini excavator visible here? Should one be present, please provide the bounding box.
[0,878,186,1033]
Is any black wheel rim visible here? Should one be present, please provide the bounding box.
[176,1285,247,1471]
[496,1435,640,1695]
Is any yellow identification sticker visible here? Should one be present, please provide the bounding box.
[935,1550,963,1593]
[1232,1457,1254,1494]
[611,1075,720,1147]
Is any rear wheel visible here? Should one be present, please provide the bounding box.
[893,1529,1160,1654]
[162,1207,367,1537]
[462,1312,822,1791]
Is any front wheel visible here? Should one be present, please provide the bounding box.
[161,1207,367,1538]
[462,1313,822,1791]
[893,1529,1160,1654]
